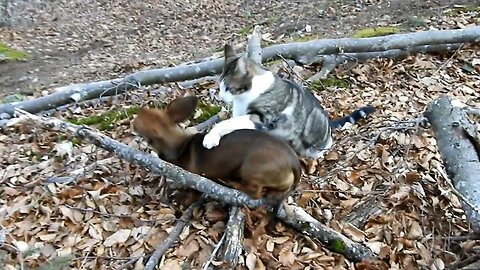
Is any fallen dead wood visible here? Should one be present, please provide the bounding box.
[218,206,245,268]
[264,26,480,64]
[424,95,480,233]
[308,43,463,81]
[12,109,377,263]
[144,201,201,270]
[1,26,479,117]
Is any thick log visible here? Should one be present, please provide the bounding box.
[424,95,480,233]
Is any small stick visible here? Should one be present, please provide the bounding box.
[144,200,202,270]
[202,233,226,270]
[45,157,115,184]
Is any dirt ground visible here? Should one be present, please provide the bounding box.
[0,0,476,98]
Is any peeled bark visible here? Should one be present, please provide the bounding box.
[424,95,480,233]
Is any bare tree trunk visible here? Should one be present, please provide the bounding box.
[424,95,480,233]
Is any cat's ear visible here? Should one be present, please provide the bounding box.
[224,44,236,59]
[166,96,198,123]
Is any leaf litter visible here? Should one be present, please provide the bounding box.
[1,1,480,270]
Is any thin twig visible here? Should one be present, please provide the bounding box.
[466,107,480,117]
[144,200,202,270]
[45,157,115,184]
[202,233,226,270]
[192,109,228,133]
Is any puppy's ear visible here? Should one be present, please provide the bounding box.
[166,96,198,123]
[224,44,237,59]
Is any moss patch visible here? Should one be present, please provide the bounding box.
[329,239,345,253]
[237,26,253,35]
[195,102,222,123]
[38,255,73,270]
[67,106,144,131]
[407,16,427,28]
[67,100,220,131]
[308,77,350,92]
[352,27,400,38]
[0,43,28,61]
[0,93,26,103]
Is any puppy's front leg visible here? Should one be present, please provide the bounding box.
[202,114,259,149]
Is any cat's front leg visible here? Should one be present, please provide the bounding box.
[203,115,258,149]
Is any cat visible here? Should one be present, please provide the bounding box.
[202,44,375,159]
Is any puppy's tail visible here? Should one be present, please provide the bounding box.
[329,106,376,129]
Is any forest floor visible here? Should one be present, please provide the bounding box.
[1,0,480,269]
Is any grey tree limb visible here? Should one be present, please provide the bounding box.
[13,109,377,262]
[424,95,480,233]
[0,59,223,117]
[264,26,480,64]
[1,26,479,117]
[308,43,463,80]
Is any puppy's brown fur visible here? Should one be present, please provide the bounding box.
[132,96,301,207]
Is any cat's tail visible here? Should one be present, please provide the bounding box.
[329,106,376,129]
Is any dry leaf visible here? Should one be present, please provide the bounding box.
[175,239,199,257]
[104,229,131,247]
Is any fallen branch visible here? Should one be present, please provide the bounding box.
[424,95,480,233]
[13,110,377,262]
[264,26,480,64]
[190,110,228,133]
[176,76,218,90]
[218,206,245,268]
[308,43,463,80]
[144,200,201,270]
[1,27,479,116]
[279,203,375,262]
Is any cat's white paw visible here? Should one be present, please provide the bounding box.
[203,132,221,149]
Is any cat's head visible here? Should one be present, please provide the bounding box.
[218,44,266,102]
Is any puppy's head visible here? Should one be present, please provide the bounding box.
[132,96,198,160]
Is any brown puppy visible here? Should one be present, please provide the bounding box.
[132,96,301,209]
